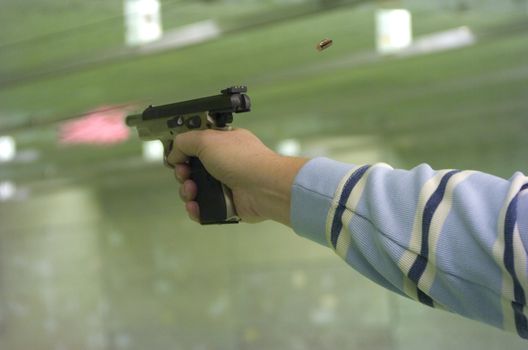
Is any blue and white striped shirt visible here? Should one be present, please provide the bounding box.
[291,157,528,339]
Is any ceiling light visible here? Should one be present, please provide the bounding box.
[125,0,163,46]
[277,139,301,156]
[376,9,412,54]
[0,181,16,201]
[0,136,16,162]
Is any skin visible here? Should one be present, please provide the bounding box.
[166,128,308,226]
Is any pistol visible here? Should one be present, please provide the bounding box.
[126,86,251,225]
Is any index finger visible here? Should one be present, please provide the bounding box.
[166,139,189,166]
[167,130,204,166]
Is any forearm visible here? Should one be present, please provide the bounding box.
[291,157,528,338]
[247,155,308,226]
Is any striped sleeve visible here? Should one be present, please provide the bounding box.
[290,157,528,339]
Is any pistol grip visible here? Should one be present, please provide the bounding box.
[189,157,239,225]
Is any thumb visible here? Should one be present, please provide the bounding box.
[166,130,204,165]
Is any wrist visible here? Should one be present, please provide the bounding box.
[251,155,309,226]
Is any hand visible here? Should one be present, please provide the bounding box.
[166,128,308,226]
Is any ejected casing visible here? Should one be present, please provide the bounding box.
[316,38,333,51]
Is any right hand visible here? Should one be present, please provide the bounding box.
[166,128,308,226]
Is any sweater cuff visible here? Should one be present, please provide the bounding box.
[290,157,356,246]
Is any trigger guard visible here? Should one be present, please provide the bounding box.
[163,140,175,169]
[164,156,175,169]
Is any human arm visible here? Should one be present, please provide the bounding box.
[291,157,528,339]
[168,128,528,339]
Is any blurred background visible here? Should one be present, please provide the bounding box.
[0,0,527,349]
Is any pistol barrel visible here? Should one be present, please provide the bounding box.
[125,114,143,127]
